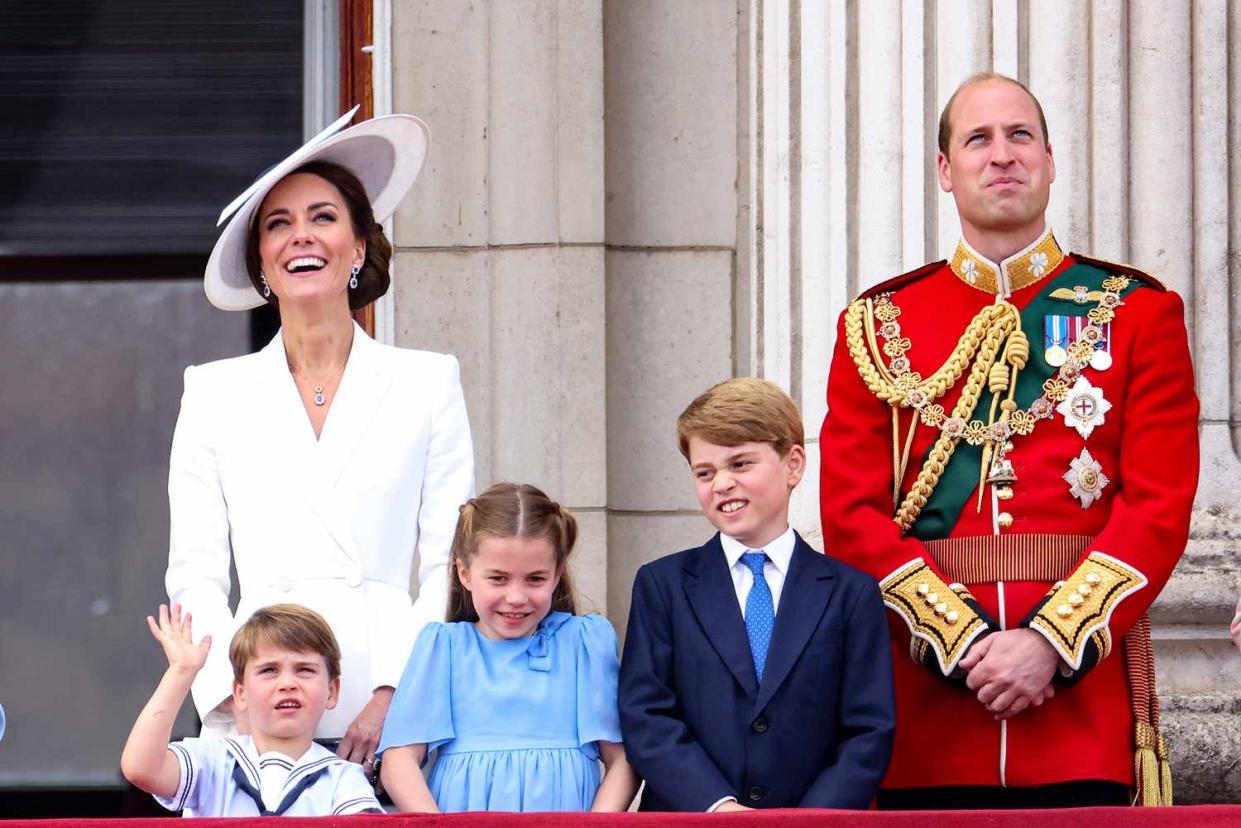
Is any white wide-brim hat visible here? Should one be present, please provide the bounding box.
[204,106,429,311]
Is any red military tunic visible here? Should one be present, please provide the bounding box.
[820,228,1198,792]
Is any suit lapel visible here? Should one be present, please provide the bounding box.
[255,325,391,564]
[683,535,759,698]
[255,330,317,475]
[316,323,395,488]
[754,536,835,713]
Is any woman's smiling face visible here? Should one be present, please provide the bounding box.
[256,172,364,310]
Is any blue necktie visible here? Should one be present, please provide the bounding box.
[741,551,774,682]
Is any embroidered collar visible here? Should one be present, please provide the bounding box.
[950,227,1064,297]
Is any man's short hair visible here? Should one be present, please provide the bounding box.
[229,603,342,683]
[937,72,1049,156]
[676,377,804,460]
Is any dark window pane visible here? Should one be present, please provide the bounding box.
[0,0,303,256]
[0,280,249,786]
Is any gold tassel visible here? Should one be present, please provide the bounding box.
[975,361,1011,511]
[1157,734,1173,806]
[1134,722,1161,807]
[975,328,1028,512]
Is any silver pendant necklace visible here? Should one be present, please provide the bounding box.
[293,362,346,407]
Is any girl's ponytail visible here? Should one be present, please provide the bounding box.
[548,503,579,615]
[446,499,479,622]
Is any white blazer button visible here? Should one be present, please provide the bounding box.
[345,572,363,588]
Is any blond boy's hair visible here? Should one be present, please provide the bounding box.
[229,604,342,683]
[676,377,804,460]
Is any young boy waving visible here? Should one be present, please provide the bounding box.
[121,603,381,817]
[619,378,895,811]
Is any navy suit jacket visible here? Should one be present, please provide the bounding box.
[619,532,895,811]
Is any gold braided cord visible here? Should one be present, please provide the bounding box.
[893,306,1019,532]
[977,327,1031,510]
[845,299,1008,406]
[846,301,904,404]
[863,299,899,387]
[848,273,1132,535]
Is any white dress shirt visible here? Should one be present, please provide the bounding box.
[719,526,796,617]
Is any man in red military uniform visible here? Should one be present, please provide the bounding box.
[820,73,1198,809]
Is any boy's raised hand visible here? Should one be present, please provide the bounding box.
[147,603,211,674]
[122,603,209,799]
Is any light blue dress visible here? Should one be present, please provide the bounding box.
[377,612,622,812]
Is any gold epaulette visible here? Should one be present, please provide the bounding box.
[879,559,990,675]
[1028,552,1148,669]
[856,260,946,301]
[1070,252,1167,291]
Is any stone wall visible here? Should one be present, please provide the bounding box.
[388,0,611,611]
[385,0,1241,802]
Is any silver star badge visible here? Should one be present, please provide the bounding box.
[1064,448,1110,509]
[1055,376,1112,439]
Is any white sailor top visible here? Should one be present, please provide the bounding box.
[154,735,381,817]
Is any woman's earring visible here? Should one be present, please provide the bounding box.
[259,273,271,298]
[349,262,361,290]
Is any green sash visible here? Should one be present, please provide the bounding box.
[909,263,1140,540]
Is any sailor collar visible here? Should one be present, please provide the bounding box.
[949,227,1065,297]
[224,736,342,814]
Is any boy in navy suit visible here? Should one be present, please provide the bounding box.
[619,378,895,811]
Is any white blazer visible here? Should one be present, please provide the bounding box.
[165,323,474,737]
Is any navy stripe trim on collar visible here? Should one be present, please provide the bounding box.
[271,766,331,815]
[333,796,382,815]
[284,755,339,790]
[168,743,194,812]
[224,737,261,788]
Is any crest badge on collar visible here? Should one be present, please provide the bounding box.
[1056,376,1112,439]
[1064,448,1110,509]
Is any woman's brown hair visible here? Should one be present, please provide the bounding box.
[244,160,393,310]
[447,483,579,623]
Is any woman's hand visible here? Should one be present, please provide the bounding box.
[147,603,210,675]
[337,686,394,776]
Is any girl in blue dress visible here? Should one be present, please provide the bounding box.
[378,483,638,812]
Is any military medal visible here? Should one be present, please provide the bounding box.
[1056,376,1112,439]
[846,243,1134,534]
[1044,315,1068,367]
[1073,316,1113,371]
[1090,325,1113,370]
[1064,448,1109,508]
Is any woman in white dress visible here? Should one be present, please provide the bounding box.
[165,111,474,778]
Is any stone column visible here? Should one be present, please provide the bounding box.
[602,0,740,629]
[388,1,609,611]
